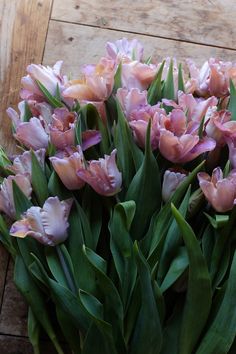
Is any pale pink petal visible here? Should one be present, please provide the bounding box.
[82,130,102,150]
[129,120,148,149]
[122,61,156,91]
[116,88,148,118]
[227,138,236,169]
[209,65,227,97]
[169,109,187,136]
[214,179,235,212]
[50,147,85,190]
[63,83,95,100]
[41,197,72,245]
[10,218,30,238]
[191,96,218,122]
[198,167,236,212]
[162,170,187,202]
[185,137,216,162]
[77,149,122,196]
[211,167,223,185]
[0,174,32,219]
[15,117,49,150]
[50,127,75,149]
[106,38,144,61]
[8,149,45,179]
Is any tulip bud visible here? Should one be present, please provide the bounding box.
[162,170,187,202]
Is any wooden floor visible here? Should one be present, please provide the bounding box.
[1,0,236,352]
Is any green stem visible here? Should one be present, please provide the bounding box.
[51,335,65,354]
[32,345,40,354]
[56,245,77,294]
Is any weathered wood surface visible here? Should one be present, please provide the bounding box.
[51,0,236,49]
[1,0,236,351]
[43,20,236,78]
[0,0,53,153]
[0,0,52,350]
[0,260,28,337]
[0,246,8,310]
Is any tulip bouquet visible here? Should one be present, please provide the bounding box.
[0,38,236,354]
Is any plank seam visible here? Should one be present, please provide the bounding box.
[41,0,55,63]
[50,18,236,52]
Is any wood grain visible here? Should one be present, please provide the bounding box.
[0,246,9,310]
[51,0,236,49]
[0,334,34,354]
[43,20,236,79]
[0,0,53,153]
[0,0,53,349]
[0,260,28,337]
[0,334,69,354]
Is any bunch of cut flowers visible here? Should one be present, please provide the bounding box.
[0,38,236,354]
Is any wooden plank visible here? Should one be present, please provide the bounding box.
[0,334,70,354]
[0,260,28,337]
[0,334,34,354]
[0,246,9,310]
[0,0,53,153]
[51,0,236,49]
[43,20,236,78]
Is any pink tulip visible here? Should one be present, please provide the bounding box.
[162,169,187,202]
[116,88,148,119]
[205,110,236,146]
[0,174,32,219]
[8,149,46,180]
[21,61,66,100]
[162,91,218,123]
[9,114,49,150]
[49,108,77,149]
[50,146,85,190]
[226,138,236,169]
[77,149,122,196]
[121,61,156,91]
[31,101,53,124]
[106,38,144,62]
[129,112,161,150]
[81,130,102,151]
[63,57,115,102]
[10,197,72,246]
[159,109,216,163]
[186,58,236,97]
[198,167,236,212]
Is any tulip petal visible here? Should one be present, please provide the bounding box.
[41,197,72,245]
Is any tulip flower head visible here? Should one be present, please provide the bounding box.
[21,61,66,101]
[63,57,115,102]
[159,109,216,163]
[8,149,46,180]
[121,61,156,91]
[116,88,148,120]
[186,58,236,97]
[7,105,49,150]
[162,169,187,202]
[205,110,236,146]
[0,174,32,219]
[198,167,236,212]
[10,197,73,246]
[49,108,77,149]
[162,91,218,123]
[106,38,144,62]
[50,146,85,190]
[77,149,122,196]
